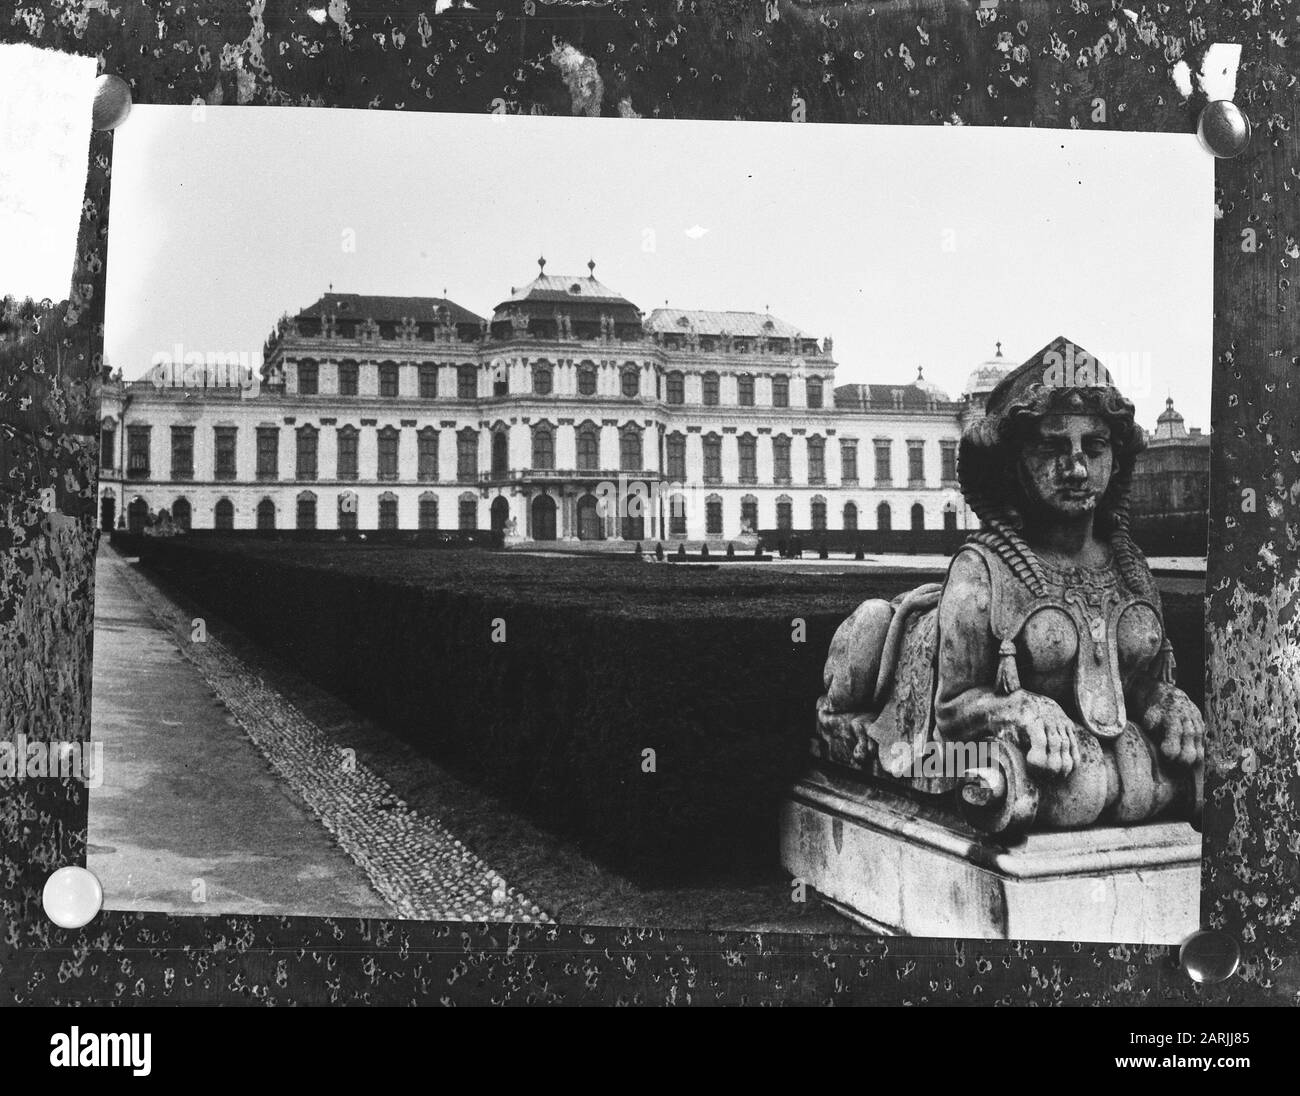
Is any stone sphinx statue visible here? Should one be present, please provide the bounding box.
[786,338,1204,941]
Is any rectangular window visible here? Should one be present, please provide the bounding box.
[378,496,398,530]
[338,496,358,531]
[706,498,723,536]
[741,497,758,532]
[666,434,686,481]
[777,500,793,532]
[297,496,317,529]
[296,428,317,479]
[256,428,279,481]
[418,496,439,530]
[703,436,722,483]
[772,375,789,408]
[100,426,116,470]
[458,367,477,400]
[378,430,399,480]
[737,375,755,407]
[379,364,399,398]
[170,426,194,480]
[418,430,439,481]
[702,373,719,406]
[738,436,757,484]
[874,440,892,485]
[807,437,825,484]
[457,432,478,479]
[940,440,958,483]
[337,429,358,480]
[773,437,791,484]
[127,425,151,480]
[458,497,477,530]
[338,362,358,396]
[806,377,823,408]
[840,440,858,484]
[298,362,318,395]
[666,372,684,404]
[908,441,925,485]
[419,364,438,399]
[215,427,237,480]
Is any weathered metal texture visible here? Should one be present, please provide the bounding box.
[0,1,1294,1004]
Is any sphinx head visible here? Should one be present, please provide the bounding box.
[960,338,1146,539]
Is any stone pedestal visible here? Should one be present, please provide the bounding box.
[780,766,1201,943]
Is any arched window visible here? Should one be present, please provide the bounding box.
[296,491,317,530]
[578,363,598,396]
[877,502,892,532]
[705,494,723,536]
[379,492,399,530]
[418,492,439,531]
[491,429,509,477]
[702,433,722,483]
[377,425,400,480]
[532,422,555,470]
[772,374,790,408]
[296,424,318,479]
[740,495,759,533]
[772,435,792,483]
[298,360,318,395]
[737,374,755,407]
[172,497,191,532]
[806,376,823,408]
[417,427,439,481]
[666,371,684,405]
[702,372,719,406]
[776,495,793,532]
[214,498,234,530]
[738,434,757,483]
[843,501,859,532]
[379,361,399,398]
[338,360,358,396]
[256,498,276,531]
[621,366,640,398]
[665,432,686,481]
[811,495,827,532]
[457,364,477,400]
[458,491,478,531]
[338,492,359,531]
[669,492,688,537]
[576,423,600,472]
[533,362,553,395]
[911,502,926,531]
[619,424,643,472]
[457,428,479,479]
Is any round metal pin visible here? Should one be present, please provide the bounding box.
[42,866,104,929]
[1178,928,1241,984]
[92,74,132,132]
[1196,100,1251,159]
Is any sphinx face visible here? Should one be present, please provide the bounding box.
[1016,412,1114,519]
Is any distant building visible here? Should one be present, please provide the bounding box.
[1130,398,1211,556]
[97,261,978,543]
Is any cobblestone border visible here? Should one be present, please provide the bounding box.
[107,548,549,925]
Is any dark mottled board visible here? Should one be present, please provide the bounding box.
[1,0,1295,1005]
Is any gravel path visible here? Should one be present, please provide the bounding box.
[106,544,549,924]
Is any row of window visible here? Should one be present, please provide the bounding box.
[144,493,947,537]
[291,360,827,407]
[110,423,959,486]
[155,493,477,532]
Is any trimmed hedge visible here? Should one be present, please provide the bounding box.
[129,538,1206,882]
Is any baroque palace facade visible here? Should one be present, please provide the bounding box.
[99,262,1005,543]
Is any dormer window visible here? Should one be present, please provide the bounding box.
[569,283,582,294]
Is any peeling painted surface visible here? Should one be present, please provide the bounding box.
[1,1,1297,1004]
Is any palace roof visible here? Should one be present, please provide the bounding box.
[645,309,804,339]
[296,293,485,326]
[833,383,950,410]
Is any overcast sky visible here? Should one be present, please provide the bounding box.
[105,106,1213,433]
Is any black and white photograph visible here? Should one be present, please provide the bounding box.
[85,106,1214,943]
